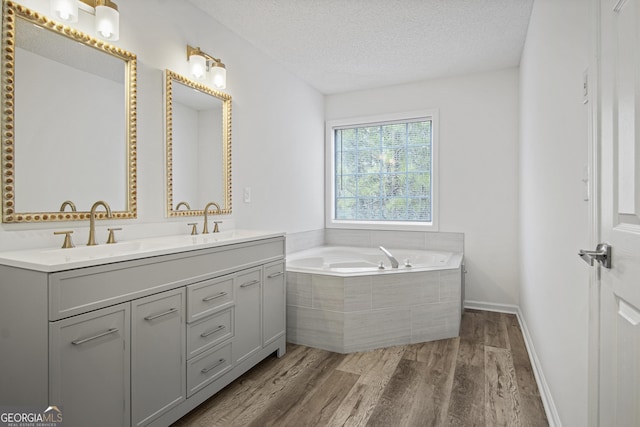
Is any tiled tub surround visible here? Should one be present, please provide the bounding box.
[286,240,464,354]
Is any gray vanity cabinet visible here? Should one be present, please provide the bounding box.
[233,267,263,365]
[0,235,286,427]
[132,288,186,426]
[49,302,131,427]
[263,261,286,346]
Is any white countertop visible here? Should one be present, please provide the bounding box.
[0,229,285,272]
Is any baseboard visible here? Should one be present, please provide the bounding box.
[464,300,562,427]
[463,300,519,315]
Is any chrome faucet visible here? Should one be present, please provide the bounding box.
[379,246,399,268]
[202,202,221,234]
[88,200,112,246]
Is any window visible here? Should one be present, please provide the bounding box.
[326,111,438,230]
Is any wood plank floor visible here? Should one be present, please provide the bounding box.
[172,310,548,427]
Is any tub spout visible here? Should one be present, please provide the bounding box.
[379,246,399,268]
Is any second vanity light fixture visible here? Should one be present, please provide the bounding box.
[50,0,119,41]
[187,45,227,90]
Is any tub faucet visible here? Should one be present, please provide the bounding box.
[379,246,399,268]
[88,200,112,246]
[202,202,221,234]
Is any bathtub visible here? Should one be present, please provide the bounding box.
[286,245,464,353]
[287,246,463,276]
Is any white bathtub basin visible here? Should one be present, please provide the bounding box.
[287,245,463,276]
[0,229,284,272]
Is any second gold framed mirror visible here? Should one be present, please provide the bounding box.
[165,69,231,217]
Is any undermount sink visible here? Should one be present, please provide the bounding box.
[40,240,147,261]
[0,229,283,272]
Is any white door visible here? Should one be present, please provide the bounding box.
[594,0,640,424]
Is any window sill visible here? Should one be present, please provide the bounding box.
[327,219,438,232]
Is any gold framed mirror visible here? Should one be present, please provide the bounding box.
[1,0,137,223]
[165,69,231,217]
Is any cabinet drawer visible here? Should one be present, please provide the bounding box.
[187,308,233,359]
[187,276,234,322]
[48,237,284,321]
[187,342,232,397]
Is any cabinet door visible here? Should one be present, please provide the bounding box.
[263,261,286,346]
[49,303,130,427]
[233,268,262,364]
[132,288,186,426]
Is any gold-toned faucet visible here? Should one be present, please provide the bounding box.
[88,200,112,246]
[175,201,191,211]
[59,200,77,212]
[202,202,221,234]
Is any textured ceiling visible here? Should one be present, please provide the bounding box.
[187,0,533,95]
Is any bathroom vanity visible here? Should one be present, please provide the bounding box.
[0,231,286,427]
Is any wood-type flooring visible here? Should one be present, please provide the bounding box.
[173,309,549,427]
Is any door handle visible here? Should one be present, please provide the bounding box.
[578,243,612,269]
[144,307,178,321]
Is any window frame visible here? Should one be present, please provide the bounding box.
[325,110,439,231]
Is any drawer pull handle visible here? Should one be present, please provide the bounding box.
[202,292,227,302]
[201,325,225,338]
[144,307,178,321]
[240,279,260,288]
[201,358,226,374]
[267,271,284,279]
[72,328,119,345]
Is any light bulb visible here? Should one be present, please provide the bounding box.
[210,63,226,90]
[95,3,119,41]
[189,55,207,80]
[51,0,78,23]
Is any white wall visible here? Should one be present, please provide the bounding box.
[326,69,520,306]
[519,0,590,425]
[0,0,325,250]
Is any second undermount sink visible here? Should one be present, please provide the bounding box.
[192,229,261,243]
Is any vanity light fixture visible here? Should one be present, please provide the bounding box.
[186,45,227,90]
[50,0,119,41]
